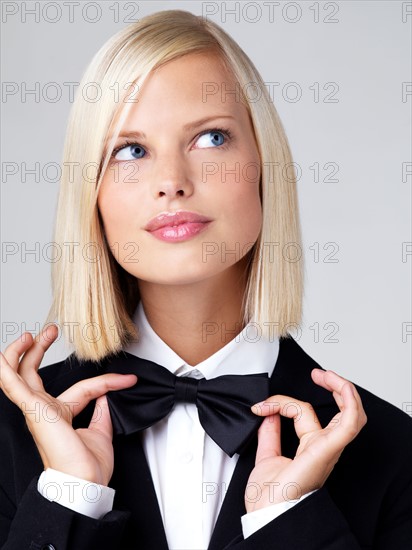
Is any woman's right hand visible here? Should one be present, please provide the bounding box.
[0,324,138,486]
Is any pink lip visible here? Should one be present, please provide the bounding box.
[144,210,213,241]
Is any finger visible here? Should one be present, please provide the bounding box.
[311,368,344,408]
[252,395,322,439]
[88,395,113,440]
[19,325,59,386]
[1,332,35,373]
[255,414,282,464]
[0,351,38,405]
[311,369,363,414]
[58,373,138,418]
[311,368,353,399]
[326,383,367,441]
[311,369,367,443]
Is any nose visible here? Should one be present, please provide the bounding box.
[151,152,194,199]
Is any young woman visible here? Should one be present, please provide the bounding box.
[1,9,411,550]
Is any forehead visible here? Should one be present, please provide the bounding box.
[120,52,249,128]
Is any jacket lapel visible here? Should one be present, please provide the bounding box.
[207,435,257,550]
[110,432,169,550]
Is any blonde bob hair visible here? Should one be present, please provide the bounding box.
[43,9,304,362]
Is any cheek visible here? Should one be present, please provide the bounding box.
[97,190,118,239]
[232,184,262,242]
[217,152,262,242]
[97,175,143,240]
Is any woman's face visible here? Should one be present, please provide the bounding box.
[97,52,262,286]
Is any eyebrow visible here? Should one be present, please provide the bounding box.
[110,115,236,141]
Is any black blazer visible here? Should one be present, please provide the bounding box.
[1,335,411,549]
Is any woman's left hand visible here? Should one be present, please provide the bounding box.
[246,368,367,513]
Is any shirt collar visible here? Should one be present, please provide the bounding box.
[124,300,279,380]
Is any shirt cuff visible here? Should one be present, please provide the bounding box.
[241,489,318,539]
[37,468,115,520]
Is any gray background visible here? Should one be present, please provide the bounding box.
[1,1,411,412]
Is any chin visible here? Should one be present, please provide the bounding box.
[133,264,229,286]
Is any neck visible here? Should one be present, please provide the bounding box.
[137,257,250,366]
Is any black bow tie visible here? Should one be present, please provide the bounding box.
[104,352,271,457]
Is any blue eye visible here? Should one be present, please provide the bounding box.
[111,127,232,161]
[113,142,146,161]
[196,129,226,148]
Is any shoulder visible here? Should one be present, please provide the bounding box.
[278,336,412,469]
[348,381,412,476]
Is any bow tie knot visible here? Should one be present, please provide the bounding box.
[105,353,271,457]
[174,376,199,404]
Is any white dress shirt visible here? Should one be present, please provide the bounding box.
[38,301,316,548]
